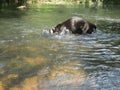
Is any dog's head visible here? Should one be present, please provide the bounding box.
[81,21,96,34]
[53,24,63,34]
[87,23,96,34]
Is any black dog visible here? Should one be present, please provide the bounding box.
[51,16,96,35]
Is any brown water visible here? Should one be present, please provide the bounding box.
[0,4,120,90]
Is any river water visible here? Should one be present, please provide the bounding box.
[0,5,120,90]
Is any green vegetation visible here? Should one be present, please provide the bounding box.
[102,0,120,5]
[0,0,119,10]
[0,0,26,9]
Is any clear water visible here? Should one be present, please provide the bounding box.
[0,5,120,90]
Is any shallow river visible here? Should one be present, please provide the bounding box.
[0,4,120,90]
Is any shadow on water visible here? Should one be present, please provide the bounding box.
[0,4,120,90]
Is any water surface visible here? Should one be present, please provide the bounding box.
[0,4,120,90]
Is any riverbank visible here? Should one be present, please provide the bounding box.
[28,0,102,5]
